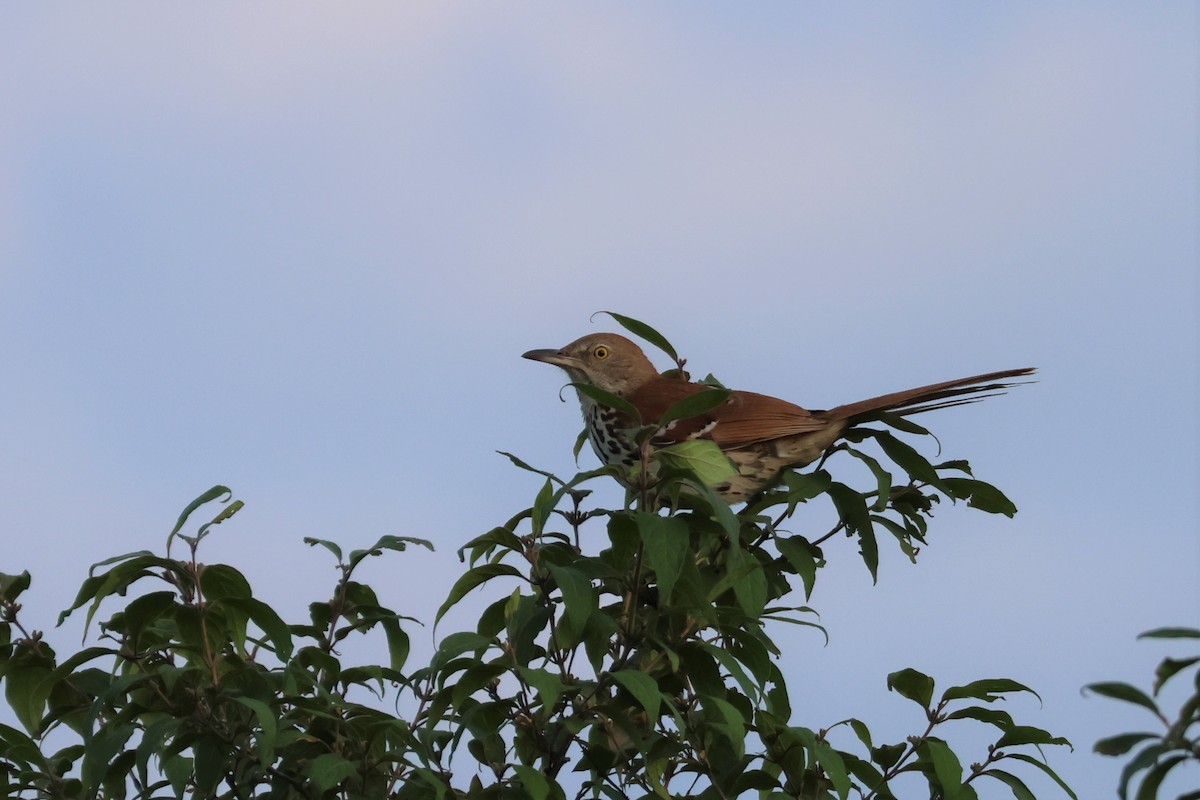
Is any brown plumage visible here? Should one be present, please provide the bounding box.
[523,333,1034,502]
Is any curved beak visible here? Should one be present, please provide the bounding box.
[522,348,581,369]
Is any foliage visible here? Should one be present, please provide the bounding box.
[1088,627,1200,800]
[0,317,1077,798]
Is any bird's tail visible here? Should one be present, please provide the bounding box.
[829,367,1036,424]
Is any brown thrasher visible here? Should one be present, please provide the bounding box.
[523,333,1034,502]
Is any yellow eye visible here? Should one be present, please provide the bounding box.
[593,345,610,360]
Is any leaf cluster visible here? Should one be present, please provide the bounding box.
[1087,627,1200,800]
[0,317,1078,799]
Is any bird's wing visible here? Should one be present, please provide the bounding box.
[704,391,831,448]
[626,382,831,448]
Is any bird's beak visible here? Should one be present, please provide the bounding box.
[522,348,581,370]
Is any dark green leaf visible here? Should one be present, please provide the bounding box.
[981,769,1037,800]
[870,431,948,493]
[844,446,893,509]
[570,383,641,423]
[636,513,689,604]
[199,564,252,601]
[1003,753,1079,800]
[531,478,556,535]
[545,563,596,643]
[222,597,293,660]
[435,564,527,625]
[1135,754,1189,800]
[700,694,748,760]
[0,571,31,601]
[994,725,1072,749]
[943,678,1041,704]
[1093,732,1159,756]
[919,738,964,799]
[1152,655,1200,695]
[887,668,935,708]
[309,752,358,793]
[232,696,278,766]
[1138,626,1200,640]
[828,482,876,582]
[168,485,231,541]
[611,670,662,719]
[595,311,679,363]
[657,388,731,427]
[942,477,1018,517]
[1084,682,1161,717]
[776,535,821,598]
[944,705,1015,730]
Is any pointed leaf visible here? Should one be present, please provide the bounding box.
[636,513,689,603]
[656,440,737,485]
[611,670,662,719]
[981,769,1037,800]
[1084,682,1161,717]
[657,388,730,427]
[436,564,527,625]
[595,311,679,363]
[943,678,1041,704]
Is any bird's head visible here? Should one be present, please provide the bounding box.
[522,333,659,396]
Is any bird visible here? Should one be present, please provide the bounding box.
[523,333,1034,502]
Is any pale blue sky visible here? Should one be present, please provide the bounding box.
[1,4,1196,796]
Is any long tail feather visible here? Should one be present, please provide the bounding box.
[829,368,1036,424]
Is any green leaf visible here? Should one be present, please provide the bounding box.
[942,678,1041,704]
[887,668,935,708]
[531,477,556,535]
[303,537,343,561]
[981,769,1037,800]
[1138,626,1200,640]
[1084,682,1161,717]
[944,705,1016,731]
[1135,754,1190,800]
[514,764,552,800]
[828,481,877,582]
[221,597,294,660]
[656,440,737,485]
[232,696,278,766]
[309,752,358,793]
[570,382,642,423]
[435,564,527,625]
[942,477,1018,517]
[595,311,679,363]
[700,694,748,760]
[0,571,31,602]
[4,647,54,734]
[776,535,821,599]
[657,388,731,427]
[497,451,565,485]
[1093,732,1159,756]
[545,563,597,643]
[870,431,948,493]
[167,485,231,543]
[844,446,893,509]
[1003,753,1079,800]
[920,738,965,799]
[1152,655,1200,695]
[199,564,252,601]
[611,670,662,719]
[994,725,1072,749]
[636,513,689,604]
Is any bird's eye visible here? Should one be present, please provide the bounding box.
[593,345,610,360]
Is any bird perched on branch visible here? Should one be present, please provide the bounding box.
[523,333,1034,502]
